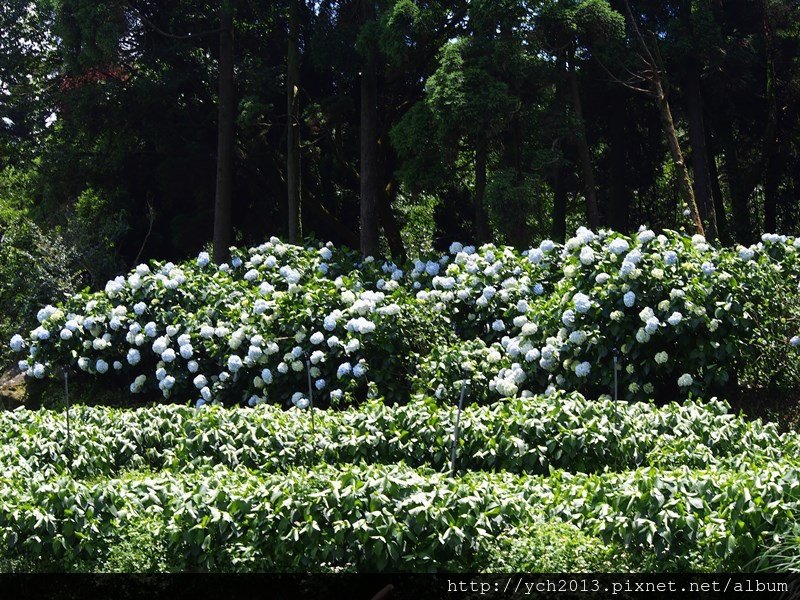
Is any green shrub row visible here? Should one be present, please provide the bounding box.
[1,393,795,481]
[0,461,796,572]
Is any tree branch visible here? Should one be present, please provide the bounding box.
[126,1,221,40]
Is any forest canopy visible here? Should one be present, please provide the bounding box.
[2,0,800,272]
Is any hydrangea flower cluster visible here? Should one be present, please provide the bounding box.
[10,228,800,406]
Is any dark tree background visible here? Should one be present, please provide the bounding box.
[2,0,800,273]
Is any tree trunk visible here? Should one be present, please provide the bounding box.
[653,79,704,236]
[286,0,301,243]
[380,179,406,262]
[684,65,718,239]
[762,7,779,234]
[705,128,731,244]
[551,160,567,242]
[566,53,600,229]
[722,137,754,244]
[213,0,235,265]
[621,0,702,235]
[359,1,379,257]
[475,142,489,242]
[608,86,630,232]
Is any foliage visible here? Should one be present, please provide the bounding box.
[755,523,800,572]
[484,521,635,572]
[9,228,800,405]
[0,449,797,571]
[1,393,795,481]
[0,219,82,366]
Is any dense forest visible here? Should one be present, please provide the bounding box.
[2,0,800,275]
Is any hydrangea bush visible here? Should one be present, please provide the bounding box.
[9,229,800,406]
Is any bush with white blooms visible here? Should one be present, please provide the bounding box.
[9,228,800,406]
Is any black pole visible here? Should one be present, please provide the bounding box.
[305,356,316,438]
[450,371,468,476]
[63,365,71,458]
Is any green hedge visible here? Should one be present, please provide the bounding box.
[1,462,797,572]
[1,393,795,481]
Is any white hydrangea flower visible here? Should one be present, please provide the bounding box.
[667,312,683,326]
[623,291,636,307]
[337,362,352,378]
[568,330,587,345]
[573,293,591,314]
[678,373,694,387]
[608,238,630,255]
[127,348,141,365]
[644,317,660,335]
[152,336,169,355]
[227,355,243,373]
[574,361,591,377]
[9,334,24,352]
[738,247,755,261]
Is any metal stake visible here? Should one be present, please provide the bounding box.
[612,348,619,402]
[450,372,468,476]
[63,365,71,458]
[305,357,316,438]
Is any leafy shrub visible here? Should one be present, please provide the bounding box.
[1,393,795,480]
[1,459,798,572]
[8,228,800,405]
[485,521,635,572]
[0,219,82,366]
[63,187,129,286]
[0,463,543,572]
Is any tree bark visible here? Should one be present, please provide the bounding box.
[608,86,630,232]
[621,0,703,236]
[359,1,379,257]
[380,179,406,262]
[762,6,779,234]
[653,79,704,236]
[551,160,567,242]
[213,0,235,265]
[684,65,718,239]
[474,142,489,242]
[286,0,301,243]
[705,127,730,243]
[566,52,600,229]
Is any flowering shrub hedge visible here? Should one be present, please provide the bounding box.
[9,229,800,405]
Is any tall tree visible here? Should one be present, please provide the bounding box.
[679,0,718,239]
[213,0,235,264]
[286,0,301,243]
[359,0,380,257]
[619,0,704,236]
